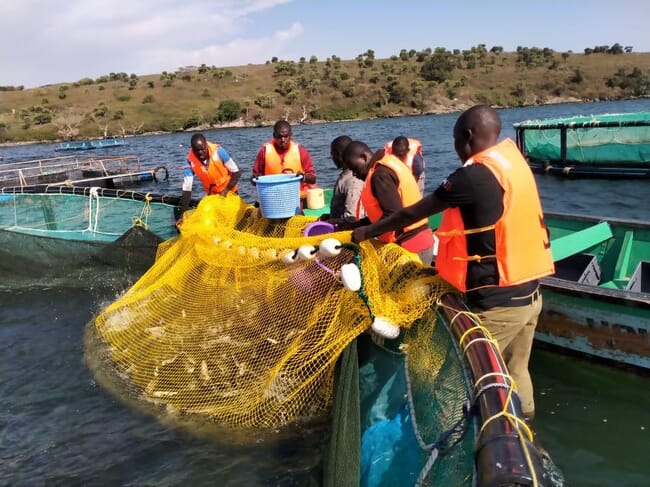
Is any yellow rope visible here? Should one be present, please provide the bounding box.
[458,325,492,348]
[453,253,498,263]
[132,194,152,229]
[435,223,496,237]
[479,409,532,441]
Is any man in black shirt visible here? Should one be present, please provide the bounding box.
[343,140,434,265]
[352,105,554,422]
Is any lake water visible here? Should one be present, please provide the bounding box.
[2,99,650,486]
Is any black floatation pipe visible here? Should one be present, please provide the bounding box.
[439,293,548,487]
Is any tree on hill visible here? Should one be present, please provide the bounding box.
[53,109,86,139]
[1,45,649,143]
[215,99,241,123]
[420,48,455,82]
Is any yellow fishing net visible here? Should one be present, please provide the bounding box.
[86,194,451,427]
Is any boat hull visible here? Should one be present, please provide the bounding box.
[539,211,650,370]
[537,278,650,369]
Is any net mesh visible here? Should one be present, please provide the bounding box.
[515,112,650,164]
[86,193,452,428]
[0,187,179,242]
[355,316,475,486]
[0,187,181,277]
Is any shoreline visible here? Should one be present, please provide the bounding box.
[0,96,589,148]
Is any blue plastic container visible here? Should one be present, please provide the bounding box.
[253,174,302,218]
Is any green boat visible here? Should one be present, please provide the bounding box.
[541,211,650,370]
[513,112,650,178]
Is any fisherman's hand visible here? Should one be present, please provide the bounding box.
[303,173,317,184]
[327,218,351,231]
[352,226,370,243]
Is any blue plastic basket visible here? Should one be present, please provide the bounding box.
[253,174,302,218]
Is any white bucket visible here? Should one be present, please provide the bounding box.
[306,188,325,209]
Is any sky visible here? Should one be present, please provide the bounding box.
[1,0,648,89]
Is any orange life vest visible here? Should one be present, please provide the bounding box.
[263,140,315,197]
[435,138,555,291]
[187,142,237,194]
[359,154,428,243]
[384,138,424,172]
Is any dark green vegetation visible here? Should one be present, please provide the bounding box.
[0,44,648,143]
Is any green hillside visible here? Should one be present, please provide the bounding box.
[0,45,648,143]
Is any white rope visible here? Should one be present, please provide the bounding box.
[89,187,101,232]
[12,192,18,227]
[415,448,439,487]
[402,349,430,451]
